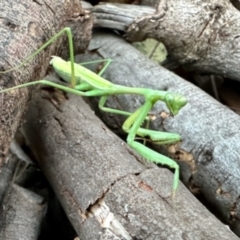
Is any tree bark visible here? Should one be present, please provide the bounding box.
[91,0,240,81]
[0,0,93,167]
[74,30,240,237]
[0,183,46,240]
[22,89,239,240]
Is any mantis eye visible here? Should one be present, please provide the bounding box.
[165,93,187,115]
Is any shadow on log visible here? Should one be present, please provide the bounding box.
[0,0,93,167]
[21,87,239,239]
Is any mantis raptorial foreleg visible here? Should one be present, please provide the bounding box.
[0,27,187,197]
[122,101,180,197]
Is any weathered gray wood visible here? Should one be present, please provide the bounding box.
[22,88,239,239]
[0,154,34,204]
[92,3,154,30]
[0,183,46,240]
[91,1,240,81]
[0,153,18,204]
[0,0,93,167]
[74,30,240,237]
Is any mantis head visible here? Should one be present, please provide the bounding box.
[165,93,187,115]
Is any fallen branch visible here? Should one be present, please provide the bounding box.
[91,1,240,81]
[21,87,239,239]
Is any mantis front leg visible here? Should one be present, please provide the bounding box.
[122,100,180,197]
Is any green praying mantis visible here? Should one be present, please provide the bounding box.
[0,27,187,197]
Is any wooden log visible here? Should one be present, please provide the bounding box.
[22,87,239,239]
[0,0,93,167]
[0,140,36,202]
[0,141,76,238]
[0,183,47,239]
[91,1,240,81]
[73,30,240,237]
[0,153,19,203]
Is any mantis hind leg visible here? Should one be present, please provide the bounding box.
[0,80,112,98]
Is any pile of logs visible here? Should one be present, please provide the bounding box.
[1,0,240,239]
